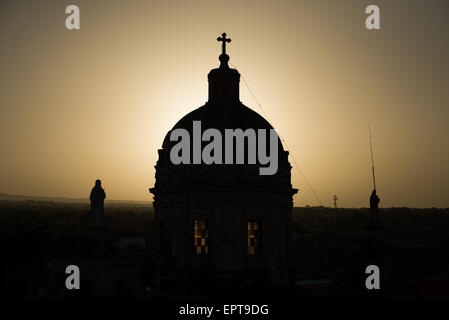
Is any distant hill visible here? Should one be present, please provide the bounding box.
[0,192,151,205]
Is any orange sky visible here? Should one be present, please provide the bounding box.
[1,0,448,207]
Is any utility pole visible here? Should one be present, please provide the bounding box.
[369,124,376,190]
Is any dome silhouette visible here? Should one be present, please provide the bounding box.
[162,102,285,152]
[155,38,292,190]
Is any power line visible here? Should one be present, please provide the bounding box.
[233,64,324,206]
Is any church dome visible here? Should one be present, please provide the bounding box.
[152,34,293,192]
[161,102,285,152]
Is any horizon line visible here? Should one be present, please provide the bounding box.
[0,192,447,210]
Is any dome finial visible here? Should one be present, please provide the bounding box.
[217,33,231,68]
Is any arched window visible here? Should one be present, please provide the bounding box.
[248,221,261,255]
[193,219,208,255]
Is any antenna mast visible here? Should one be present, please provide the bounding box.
[369,124,376,190]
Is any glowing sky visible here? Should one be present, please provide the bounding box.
[1,0,448,207]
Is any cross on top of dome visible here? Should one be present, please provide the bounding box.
[217,33,231,55]
[216,33,232,69]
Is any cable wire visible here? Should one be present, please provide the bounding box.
[232,64,324,206]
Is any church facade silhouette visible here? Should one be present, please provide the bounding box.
[150,33,298,284]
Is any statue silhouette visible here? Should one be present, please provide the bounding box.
[370,189,380,223]
[89,179,106,228]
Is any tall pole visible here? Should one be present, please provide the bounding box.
[369,124,376,190]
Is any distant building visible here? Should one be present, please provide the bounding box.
[149,34,298,283]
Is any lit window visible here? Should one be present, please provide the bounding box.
[248,221,260,255]
[194,220,208,255]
